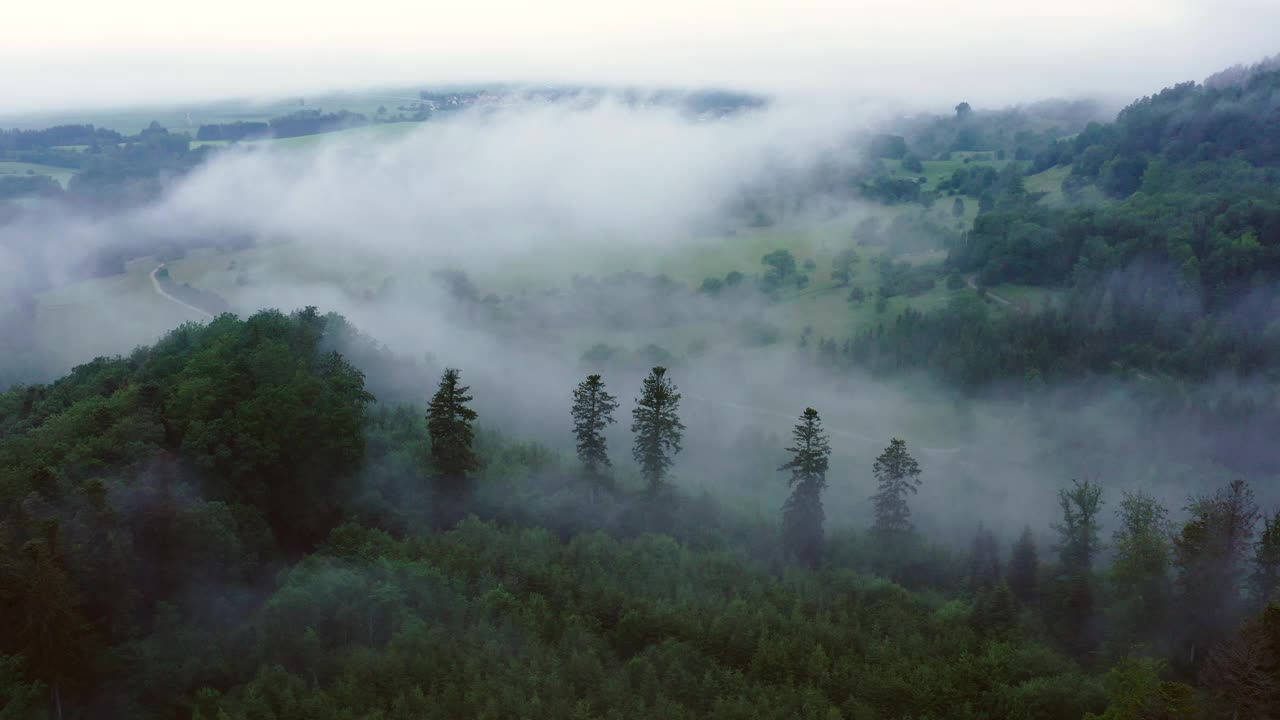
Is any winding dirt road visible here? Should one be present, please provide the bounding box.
[150,264,214,320]
[966,274,1014,308]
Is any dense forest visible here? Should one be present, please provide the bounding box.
[811,63,1280,390]
[5,307,1280,718]
[6,60,1280,719]
[7,304,1280,717]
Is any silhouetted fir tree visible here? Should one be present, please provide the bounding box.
[966,522,1001,591]
[779,408,831,567]
[1008,525,1040,606]
[871,438,921,545]
[1252,510,1280,607]
[631,366,684,494]
[571,374,619,501]
[426,367,479,528]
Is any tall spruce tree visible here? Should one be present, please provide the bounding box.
[426,367,479,528]
[871,438,922,545]
[1008,525,1040,605]
[571,374,619,500]
[779,408,832,567]
[631,366,685,493]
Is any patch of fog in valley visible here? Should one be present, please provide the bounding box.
[2,97,1271,548]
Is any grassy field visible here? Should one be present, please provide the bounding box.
[1023,165,1110,207]
[885,154,1009,190]
[0,161,75,187]
[161,214,985,344]
[35,257,204,370]
[987,283,1065,311]
[32,207,1022,374]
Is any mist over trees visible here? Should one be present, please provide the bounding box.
[630,366,685,495]
[571,373,619,500]
[7,53,1280,719]
[779,407,831,567]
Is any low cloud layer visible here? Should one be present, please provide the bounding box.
[4,98,1271,548]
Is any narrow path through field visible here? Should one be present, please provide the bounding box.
[966,274,1014,308]
[150,264,214,320]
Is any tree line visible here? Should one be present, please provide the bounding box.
[5,308,1280,716]
[426,363,931,569]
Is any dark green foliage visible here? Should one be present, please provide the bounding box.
[871,438,921,545]
[268,109,370,138]
[631,367,684,493]
[1108,491,1172,653]
[1085,657,1201,719]
[868,133,908,159]
[830,248,858,287]
[0,308,377,712]
[760,249,806,292]
[971,581,1019,638]
[779,408,830,567]
[195,121,270,141]
[140,519,1107,720]
[571,374,619,499]
[0,654,46,718]
[426,368,479,528]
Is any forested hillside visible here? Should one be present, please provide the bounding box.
[2,306,1280,718]
[828,67,1280,389]
[6,54,1280,720]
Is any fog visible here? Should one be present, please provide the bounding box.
[4,95,1271,550]
[4,0,1280,113]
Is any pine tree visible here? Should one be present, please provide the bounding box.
[1252,510,1280,607]
[779,408,832,567]
[871,438,921,545]
[426,367,479,528]
[1008,525,1040,606]
[571,374,619,501]
[631,367,685,494]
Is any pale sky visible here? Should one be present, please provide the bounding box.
[3,0,1278,111]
